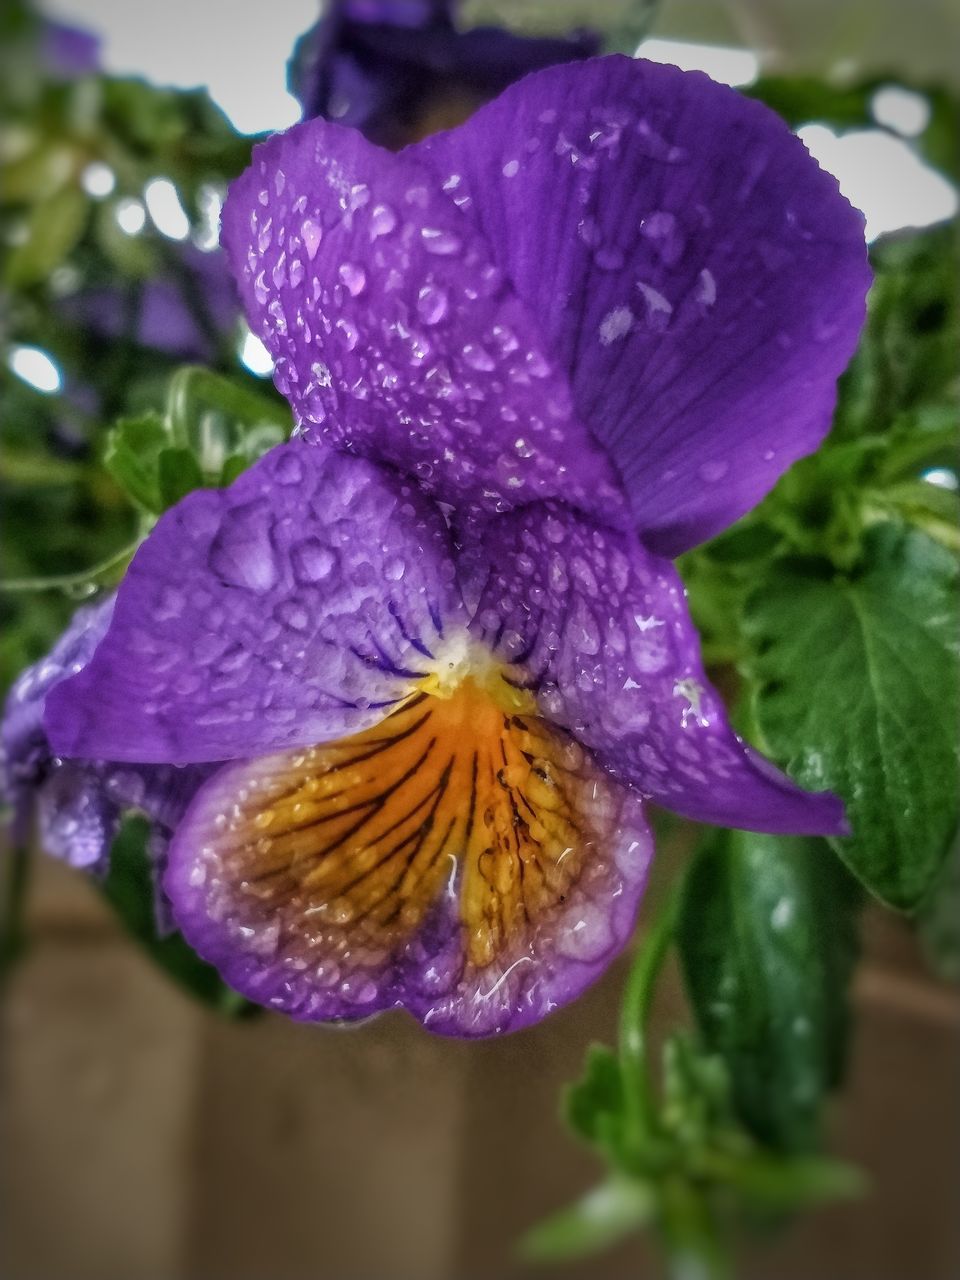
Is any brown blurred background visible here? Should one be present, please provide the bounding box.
[2,848,958,1280]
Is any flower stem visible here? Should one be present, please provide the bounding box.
[618,880,683,1145]
[0,536,143,595]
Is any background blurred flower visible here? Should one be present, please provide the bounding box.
[289,0,600,147]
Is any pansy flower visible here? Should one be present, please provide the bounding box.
[40,57,869,1035]
[290,0,599,147]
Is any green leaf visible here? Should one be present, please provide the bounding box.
[566,1042,628,1164]
[836,226,959,444]
[103,412,169,513]
[702,1150,866,1215]
[745,525,960,909]
[678,831,859,1153]
[520,1178,654,1263]
[157,446,205,507]
[4,184,88,286]
[101,815,251,1016]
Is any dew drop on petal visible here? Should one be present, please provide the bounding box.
[369,203,397,238]
[420,227,461,255]
[416,284,448,325]
[599,306,634,345]
[301,219,322,260]
[462,343,496,372]
[292,537,336,583]
[338,262,366,296]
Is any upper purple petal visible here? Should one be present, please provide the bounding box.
[412,55,871,553]
[466,503,847,836]
[220,118,624,521]
[45,444,465,765]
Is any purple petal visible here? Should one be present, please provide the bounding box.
[468,503,847,835]
[2,598,211,875]
[165,684,652,1035]
[220,116,625,522]
[413,56,871,554]
[45,444,464,765]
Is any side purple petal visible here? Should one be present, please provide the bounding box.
[413,55,871,554]
[45,444,464,765]
[468,503,847,836]
[220,116,623,521]
[1,598,211,875]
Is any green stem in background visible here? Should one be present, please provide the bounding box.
[617,879,734,1280]
[0,534,144,596]
[618,881,682,1145]
[659,1174,733,1280]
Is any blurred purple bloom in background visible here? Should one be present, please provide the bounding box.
[41,18,100,78]
[289,0,599,147]
[65,244,241,364]
[37,57,870,1035]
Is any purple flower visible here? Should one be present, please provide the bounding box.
[65,245,239,364]
[1,596,212,893]
[41,58,869,1035]
[290,0,599,147]
[41,19,100,78]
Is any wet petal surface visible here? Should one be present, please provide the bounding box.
[220,114,625,522]
[45,444,463,764]
[469,503,846,835]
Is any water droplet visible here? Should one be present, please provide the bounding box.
[335,318,359,350]
[153,586,184,621]
[417,283,448,325]
[698,459,729,483]
[641,210,685,265]
[421,227,461,255]
[339,262,366,296]
[697,268,717,308]
[275,599,310,631]
[384,556,405,581]
[209,501,278,593]
[463,343,495,372]
[302,218,322,260]
[599,306,634,345]
[502,159,520,178]
[292,537,336,583]
[369,203,397,238]
[636,281,673,329]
